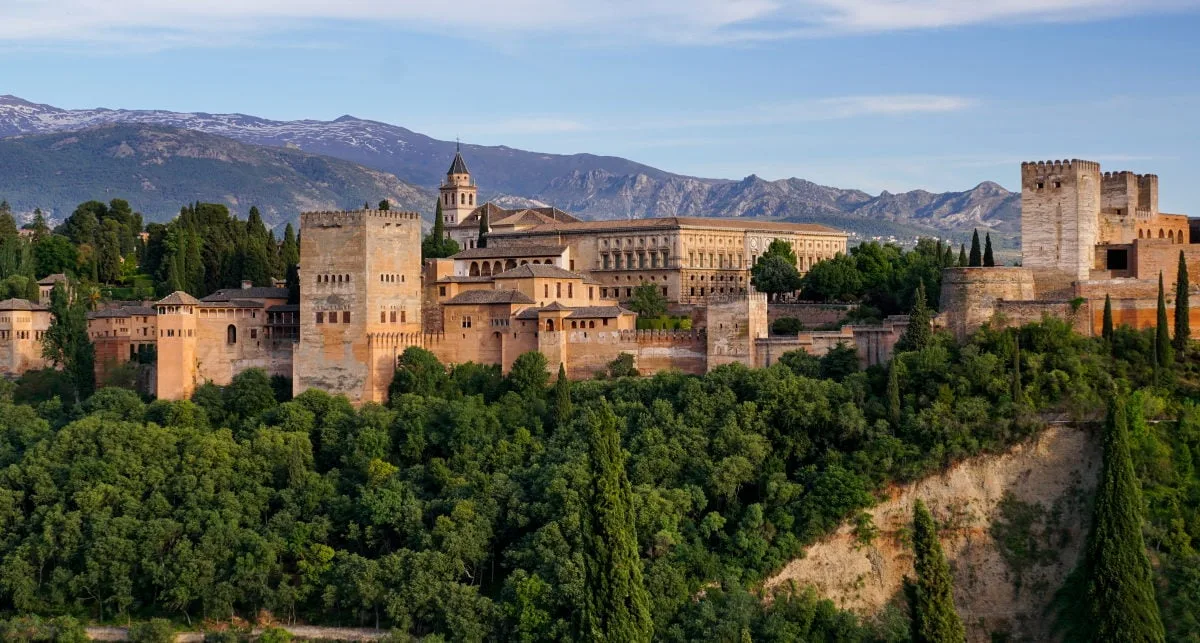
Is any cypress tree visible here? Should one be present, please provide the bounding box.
[433,199,446,242]
[968,230,982,267]
[910,499,966,642]
[1064,394,1166,642]
[942,244,954,268]
[1102,294,1114,341]
[554,363,572,430]
[957,244,967,267]
[896,282,932,352]
[1174,250,1190,355]
[887,359,902,428]
[477,208,490,249]
[1157,272,1172,368]
[983,233,995,267]
[281,223,299,271]
[580,403,653,643]
[1011,333,1023,407]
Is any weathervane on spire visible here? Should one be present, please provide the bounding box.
[456,137,460,153]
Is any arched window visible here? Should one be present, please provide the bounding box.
[469,194,474,205]
[469,262,480,276]
[547,319,555,331]
[1169,230,1175,242]
[460,193,466,205]
[1139,229,1144,239]
[481,262,492,277]
[1160,229,1166,238]
[227,325,237,344]
[493,261,502,274]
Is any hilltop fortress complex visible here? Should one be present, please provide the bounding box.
[942,159,1200,338]
[4,152,909,405]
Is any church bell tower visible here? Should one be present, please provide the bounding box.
[439,144,477,225]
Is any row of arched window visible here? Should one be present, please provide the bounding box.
[1138,228,1187,243]
[468,259,551,276]
[317,274,351,284]
[443,192,475,206]
[380,274,405,283]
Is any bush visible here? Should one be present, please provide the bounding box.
[128,619,176,643]
[204,631,242,643]
[771,317,804,335]
[255,627,292,643]
[50,616,89,643]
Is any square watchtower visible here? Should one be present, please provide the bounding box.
[1020,159,1102,282]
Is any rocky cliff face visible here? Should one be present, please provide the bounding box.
[764,424,1100,642]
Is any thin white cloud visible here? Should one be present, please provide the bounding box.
[452,94,975,137]
[0,0,1196,46]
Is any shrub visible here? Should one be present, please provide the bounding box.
[256,627,292,643]
[128,619,176,643]
[771,317,804,335]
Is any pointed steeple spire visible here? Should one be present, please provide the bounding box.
[448,138,470,175]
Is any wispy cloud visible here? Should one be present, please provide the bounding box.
[454,94,976,137]
[1,0,1196,47]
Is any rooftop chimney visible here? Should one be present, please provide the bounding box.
[241,280,253,290]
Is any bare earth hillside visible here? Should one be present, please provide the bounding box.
[764,424,1101,641]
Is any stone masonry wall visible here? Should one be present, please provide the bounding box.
[1021,160,1101,282]
[939,268,1037,341]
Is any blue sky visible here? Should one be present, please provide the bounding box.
[3,0,1200,211]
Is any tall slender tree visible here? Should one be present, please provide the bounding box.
[1058,394,1165,642]
[910,499,966,642]
[896,282,932,352]
[1102,294,1114,341]
[887,359,902,428]
[957,244,967,267]
[580,403,653,643]
[968,230,982,267]
[554,363,572,430]
[1011,332,1024,407]
[983,233,995,267]
[1174,250,1190,355]
[1157,272,1172,368]
[477,208,490,249]
[41,281,95,403]
[422,200,460,260]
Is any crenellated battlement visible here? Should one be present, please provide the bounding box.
[300,209,421,228]
[1021,159,1101,174]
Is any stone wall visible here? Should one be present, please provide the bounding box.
[766,302,853,328]
[939,267,1037,341]
[635,330,707,376]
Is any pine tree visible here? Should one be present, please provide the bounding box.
[1174,250,1190,355]
[910,499,966,643]
[896,282,932,352]
[1102,294,1114,341]
[983,233,995,267]
[1063,394,1166,642]
[1157,272,1172,368]
[554,363,572,430]
[580,403,653,643]
[957,244,967,267]
[968,230,982,267]
[478,207,490,249]
[887,359,902,428]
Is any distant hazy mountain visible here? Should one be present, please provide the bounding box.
[0,95,1018,239]
[0,124,433,226]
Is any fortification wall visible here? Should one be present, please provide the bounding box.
[706,293,768,370]
[939,267,1037,341]
[766,302,853,328]
[993,300,1091,336]
[635,330,706,375]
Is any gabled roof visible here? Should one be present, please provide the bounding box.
[202,287,289,302]
[448,152,470,175]
[156,291,201,306]
[87,306,157,319]
[452,203,582,229]
[541,301,570,311]
[0,298,45,311]
[37,273,68,285]
[451,245,567,260]
[492,264,584,280]
[567,306,633,319]
[443,289,536,305]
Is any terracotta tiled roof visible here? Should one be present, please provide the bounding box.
[201,299,264,309]
[0,298,45,311]
[567,306,633,318]
[492,264,584,280]
[36,273,68,285]
[156,291,201,306]
[202,287,289,302]
[267,304,300,313]
[443,289,536,305]
[451,245,566,260]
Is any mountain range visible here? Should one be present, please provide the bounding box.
[0,94,1018,239]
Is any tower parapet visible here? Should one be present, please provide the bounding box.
[1020,158,1101,282]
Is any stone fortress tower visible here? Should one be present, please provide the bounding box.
[438,145,477,226]
[294,208,424,405]
[1019,159,1101,284]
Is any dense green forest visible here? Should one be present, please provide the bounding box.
[3,313,1200,640]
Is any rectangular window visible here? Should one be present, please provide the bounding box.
[588,287,594,300]
[390,311,397,322]
[250,329,258,339]
[316,312,324,323]
[342,311,350,323]
[568,283,573,298]
[439,286,447,296]
[381,311,387,323]
[401,310,406,323]
[556,283,562,298]
[544,284,549,297]
[570,260,575,271]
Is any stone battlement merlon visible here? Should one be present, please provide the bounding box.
[300,209,422,228]
[1020,159,1101,175]
[1102,171,1157,180]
